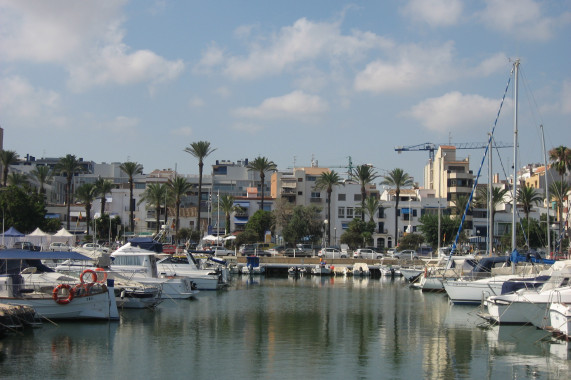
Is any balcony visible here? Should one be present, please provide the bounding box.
[310,197,322,203]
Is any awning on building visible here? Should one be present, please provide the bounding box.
[234,216,249,224]
[233,201,250,208]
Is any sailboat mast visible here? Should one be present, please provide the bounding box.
[488,133,493,255]
[540,124,551,256]
[511,59,520,251]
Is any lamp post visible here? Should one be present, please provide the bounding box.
[334,227,337,247]
[324,219,328,248]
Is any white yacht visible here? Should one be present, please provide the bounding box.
[156,251,229,290]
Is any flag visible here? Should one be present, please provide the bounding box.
[442,233,446,242]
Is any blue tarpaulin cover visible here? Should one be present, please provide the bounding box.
[0,249,92,260]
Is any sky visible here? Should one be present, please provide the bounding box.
[1,0,570,184]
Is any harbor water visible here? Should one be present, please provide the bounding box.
[1,275,570,379]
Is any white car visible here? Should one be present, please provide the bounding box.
[210,245,235,256]
[49,242,71,251]
[353,248,383,259]
[394,250,419,260]
[318,247,346,259]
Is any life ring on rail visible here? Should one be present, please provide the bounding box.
[95,267,108,283]
[53,284,75,305]
[73,282,93,296]
[80,269,98,285]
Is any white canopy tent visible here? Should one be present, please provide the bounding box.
[52,227,76,247]
[26,227,51,251]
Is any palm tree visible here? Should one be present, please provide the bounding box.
[168,175,192,237]
[120,161,144,232]
[351,165,379,220]
[549,145,571,182]
[95,178,113,217]
[7,172,29,187]
[56,154,84,230]
[247,156,277,213]
[314,170,343,246]
[30,165,53,195]
[184,141,216,238]
[517,184,543,221]
[75,183,97,235]
[138,183,168,234]
[549,180,571,253]
[452,194,470,217]
[216,194,240,235]
[476,185,509,253]
[361,195,382,223]
[0,150,19,187]
[381,168,414,247]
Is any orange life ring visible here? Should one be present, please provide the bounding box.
[52,284,75,305]
[73,282,94,296]
[80,269,98,285]
[95,268,108,283]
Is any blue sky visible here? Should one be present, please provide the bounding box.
[1,0,570,184]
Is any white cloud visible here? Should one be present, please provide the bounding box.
[354,42,457,93]
[473,53,509,77]
[171,127,193,137]
[194,42,226,73]
[0,1,184,91]
[97,116,139,132]
[401,0,463,27]
[0,75,64,127]
[231,122,265,133]
[189,96,205,108]
[214,87,231,98]
[406,91,509,132]
[198,18,391,80]
[233,90,328,120]
[477,0,571,41]
[561,80,571,114]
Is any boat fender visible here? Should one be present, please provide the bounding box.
[53,284,75,305]
[120,289,126,299]
[80,269,98,285]
[94,268,108,283]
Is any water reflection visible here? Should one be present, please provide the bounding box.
[0,276,569,379]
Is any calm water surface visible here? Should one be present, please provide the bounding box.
[1,276,569,379]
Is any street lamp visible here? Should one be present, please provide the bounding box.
[334,227,337,247]
[324,219,328,248]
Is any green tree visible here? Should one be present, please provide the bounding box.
[549,145,570,182]
[281,205,323,246]
[215,194,241,235]
[0,186,47,233]
[95,178,113,217]
[357,195,382,223]
[314,170,343,245]
[381,168,414,247]
[168,175,192,237]
[120,161,143,232]
[244,210,274,242]
[55,154,84,230]
[247,156,277,213]
[7,172,29,188]
[30,165,53,196]
[351,164,379,220]
[0,150,19,187]
[418,214,461,248]
[517,184,543,221]
[339,218,375,248]
[184,141,216,238]
[138,183,167,233]
[451,194,470,218]
[398,233,425,251]
[95,214,121,243]
[549,180,571,253]
[75,183,97,235]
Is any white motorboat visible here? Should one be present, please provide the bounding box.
[413,255,478,291]
[156,251,229,290]
[548,302,571,340]
[480,265,571,326]
[311,263,332,276]
[241,265,265,275]
[0,250,119,321]
[110,243,198,299]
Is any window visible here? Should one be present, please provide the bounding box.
[310,192,321,198]
[338,207,345,218]
[338,193,346,201]
[354,194,361,201]
[347,207,354,219]
[306,176,317,181]
[298,191,303,196]
[378,208,385,218]
[298,178,303,182]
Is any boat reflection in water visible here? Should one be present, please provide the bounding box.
[0,277,569,379]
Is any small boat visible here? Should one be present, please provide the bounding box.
[311,263,332,276]
[157,251,229,290]
[0,249,119,321]
[352,263,370,276]
[288,266,306,276]
[548,302,571,340]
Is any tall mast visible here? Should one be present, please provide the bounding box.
[511,60,519,252]
[540,124,551,256]
[488,133,493,255]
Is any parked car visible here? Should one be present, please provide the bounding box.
[239,244,256,256]
[12,241,41,251]
[394,250,419,260]
[266,245,285,256]
[386,248,398,257]
[353,248,383,259]
[81,243,109,252]
[209,245,235,256]
[284,248,312,257]
[319,247,346,259]
[49,242,71,251]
